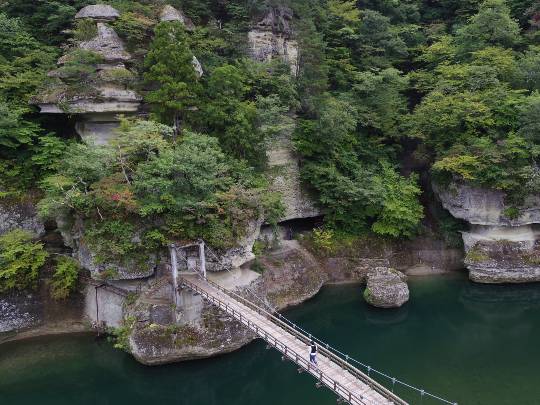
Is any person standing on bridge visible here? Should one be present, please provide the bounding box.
[309,340,318,366]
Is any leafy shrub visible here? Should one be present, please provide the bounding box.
[252,240,265,256]
[84,220,137,264]
[50,256,80,300]
[108,316,136,352]
[52,49,103,97]
[73,19,97,41]
[465,247,490,263]
[0,229,48,292]
[503,206,520,220]
[251,258,266,274]
[311,228,336,255]
[99,67,135,87]
[113,12,154,52]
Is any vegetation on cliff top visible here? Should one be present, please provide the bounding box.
[0,0,540,279]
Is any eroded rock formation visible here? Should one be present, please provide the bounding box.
[0,198,45,237]
[248,7,299,75]
[363,267,409,308]
[127,278,254,364]
[126,241,324,364]
[266,131,321,222]
[0,285,86,343]
[160,5,195,30]
[35,5,142,145]
[435,181,540,283]
[75,4,120,21]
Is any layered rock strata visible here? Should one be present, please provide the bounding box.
[248,7,299,75]
[266,131,321,222]
[248,8,320,223]
[56,217,157,280]
[435,181,540,283]
[35,5,142,145]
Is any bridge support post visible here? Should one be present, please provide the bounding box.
[170,244,180,308]
[199,240,207,279]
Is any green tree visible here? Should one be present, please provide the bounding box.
[355,9,408,68]
[1,0,92,45]
[0,229,48,292]
[202,64,264,168]
[38,142,114,218]
[134,133,233,217]
[144,21,201,137]
[295,96,423,237]
[352,68,409,140]
[456,0,521,54]
[296,18,329,112]
[0,101,40,148]
[0,12,62,192]
[518,92,540,142]
[371,164,424,238]
[50,256,80,300]
[516,47,540,91]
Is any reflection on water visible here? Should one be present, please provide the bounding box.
[460,279,540,320]
[364,303,409,325]
[1,273,540,405]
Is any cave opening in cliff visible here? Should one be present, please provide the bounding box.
[39,113,79,141]
[261,216,325,241]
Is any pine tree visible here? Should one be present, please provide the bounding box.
[143,21,201,138]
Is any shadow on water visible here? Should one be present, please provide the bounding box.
[1,272,540,405]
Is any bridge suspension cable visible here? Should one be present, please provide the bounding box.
[195,276,458,405]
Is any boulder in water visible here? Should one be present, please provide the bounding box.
[363,267,409,308]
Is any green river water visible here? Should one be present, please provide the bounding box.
[1,273,540,405]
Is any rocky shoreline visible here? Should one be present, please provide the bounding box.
[0,238,463,364]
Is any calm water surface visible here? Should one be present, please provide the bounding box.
[1,273,540,405]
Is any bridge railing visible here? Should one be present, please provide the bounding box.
[182,276,411,405]
[183,275,457,405]
[182,276,384,405]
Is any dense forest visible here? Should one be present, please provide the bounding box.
[1,0,539,293]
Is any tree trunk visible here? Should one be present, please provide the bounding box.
[173,112,183,141]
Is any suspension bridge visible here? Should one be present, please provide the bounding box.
[179,273,456,405]
[171,242,456,405]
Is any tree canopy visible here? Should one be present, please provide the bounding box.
[1,0,539,285]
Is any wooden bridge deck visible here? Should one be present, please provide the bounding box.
[180,274,408,405]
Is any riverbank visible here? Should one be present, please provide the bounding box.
[0,238,464,352]
[2,274,540,405]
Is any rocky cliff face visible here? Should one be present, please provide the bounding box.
[266,132,321,222]
[127,278,254,365]
[248,7,299,76]
[35,4,202,145]
[36,5,142,145]
[434,181,540,283]
[56,216,157,281]
[160,4,195,30]
[247,9,320,223]
[0,198,45,237]
[0,284,86,343]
